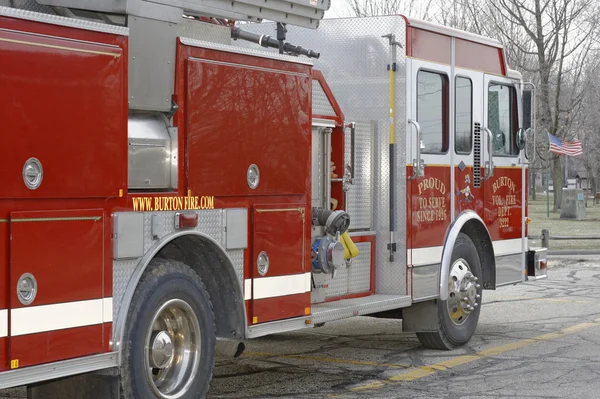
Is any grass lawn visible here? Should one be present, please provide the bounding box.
[528,193,600,250]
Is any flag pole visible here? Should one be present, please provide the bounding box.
[547,160,550,217]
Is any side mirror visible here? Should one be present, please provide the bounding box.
[522,89,533,131]
[516,128,527,151]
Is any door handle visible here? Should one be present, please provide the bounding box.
[482,127,494,180]
[408,119,424,179]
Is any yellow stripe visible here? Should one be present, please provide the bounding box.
[351,318,600,391]
[389,68,395,144]
[0,37,121,58]
[245,351,409,369]
[0,219,7,223]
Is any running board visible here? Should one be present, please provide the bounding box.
[247,295,411,339]
[0,352,119,390]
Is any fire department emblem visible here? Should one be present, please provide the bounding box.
[456,174,474,204]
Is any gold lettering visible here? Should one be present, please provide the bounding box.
[132,197,141,211]
[131,196,217,211]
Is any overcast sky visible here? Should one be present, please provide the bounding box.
[324,1,353,18]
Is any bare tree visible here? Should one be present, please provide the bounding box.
[345,0,436,19]
[482,0,599,209]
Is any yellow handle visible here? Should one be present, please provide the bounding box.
[341,232,359,259]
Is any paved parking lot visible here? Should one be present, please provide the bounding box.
[3,255,600,398]
[207,255,600,398]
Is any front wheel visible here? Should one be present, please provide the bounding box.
[120,258,216,399]
[417,233,483,350]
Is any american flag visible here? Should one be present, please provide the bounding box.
[548,132,583,156]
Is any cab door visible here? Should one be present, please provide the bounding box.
[453,69,484,220]
[407,59,452,270]
[482,74,524,285]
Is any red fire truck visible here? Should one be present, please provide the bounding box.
[0,1,547,397]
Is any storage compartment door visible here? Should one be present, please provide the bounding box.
[9,210,106,368]
[251,205,310,324]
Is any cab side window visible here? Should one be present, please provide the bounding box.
[488,83,518,156]
[455,76,472,154]
[417,70,449,154]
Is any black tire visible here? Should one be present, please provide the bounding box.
[120,258,216,399]
[417,233,483,350]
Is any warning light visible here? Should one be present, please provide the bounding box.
[175,211,198,229]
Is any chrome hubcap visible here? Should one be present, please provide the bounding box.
[145,299,201,399]
[150,331,174,369]
[447,259,481,325]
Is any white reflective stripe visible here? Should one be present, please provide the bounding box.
[11,298,110,337]
[493,238,522,256]
[103,298,113,323]
[0,309,7,338]
[409,239,523,266]
[411,246,443,266]
[252,272,312,300]
[244,279,252,301]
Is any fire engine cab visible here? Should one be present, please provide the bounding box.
[0,1,547,398]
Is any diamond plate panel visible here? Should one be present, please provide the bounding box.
[0,4,129,35]
[227,249,245,293]
[345,121,374,230]
[312,80,337,117]
[113,209,230,337]
[113,258,139,335]
[180,37,312,66]
[1,0,55,14]
[311,294,411,324]
[239,17,408,295]
[348,243,371,293]
[179,19,231,44]
[142,210,224,253]
[321,242,371,298]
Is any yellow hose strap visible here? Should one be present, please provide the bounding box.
[341,232,359,259]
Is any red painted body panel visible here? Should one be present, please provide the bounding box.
[408,27,451,65]
[408,166,452,249]
[252,205,306,279]
[252,205,308,321]
[405,21,506,77]
[0,27,126,199]
[455,38,505,76]
[0,339,6,372]
[175,42,314,326]
[184,49,311,197]
[454,166,484,218]
[11,325,103,368]
[252,293,310,324]
[10,210,104,308]
[484,168,523,241]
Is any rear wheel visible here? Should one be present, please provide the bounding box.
[417,233,483,350]
[120,258,216,398]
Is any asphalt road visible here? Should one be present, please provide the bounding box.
[3,255,600,398]
[207,255,600,399]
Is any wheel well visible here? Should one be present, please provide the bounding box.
[461,219,496,290]
[154,235,247,340]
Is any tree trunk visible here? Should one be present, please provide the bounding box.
[531,171,537,200]
[552,158,563,210]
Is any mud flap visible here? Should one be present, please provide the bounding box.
[27,368,119,399]
[401,300,440,333]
